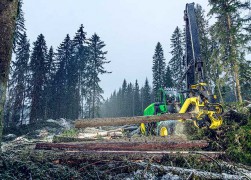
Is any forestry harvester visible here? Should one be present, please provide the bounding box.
[75,3,224,136]
[140,3,223,136]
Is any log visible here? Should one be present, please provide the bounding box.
[78,131,123,139]
[35,140,208,151]
[75,113,193,128]
[31,150,225,163]
[52,136,111,143]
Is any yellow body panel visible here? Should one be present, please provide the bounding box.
[160,127,168,136]
[179,96,222,129]
[140,123,146,135]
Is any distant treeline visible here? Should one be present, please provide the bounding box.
[101,2,251,117]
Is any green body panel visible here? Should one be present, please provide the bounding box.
[143,103,167,128]
[179,93,185,106]
[143,103,155,116]
[143,103,167,116]
[159,104,167,114]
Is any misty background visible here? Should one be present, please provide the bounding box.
[23,0,209,98]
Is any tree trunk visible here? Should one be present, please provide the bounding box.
[75,113,192,128]
[0,0,19,151]
[216,79,224,103]
[233,63,242,102]
[35,140,208,151]
[226,14,242,103]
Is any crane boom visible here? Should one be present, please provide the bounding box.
[184,3,204,89]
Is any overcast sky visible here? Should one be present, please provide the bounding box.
[23,0,210,98]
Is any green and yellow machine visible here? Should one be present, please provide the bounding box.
[140,3,224,136]
[140,88,184,136]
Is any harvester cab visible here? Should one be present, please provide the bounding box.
[140,88,185,136]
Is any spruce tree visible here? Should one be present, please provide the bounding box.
[44,46,57,119]
[152,42,166,96]
[126,82,134,116]
[142,78,151,111]
[208,0,250,102]
[52,34,74,119]
[120,79,127,116]
[169,27,184,88]
[9,32,30,126]
[72,24,88,117]
[116,88,123,117]
[30,34,48,122]
[86,33,110,118]
[133,80,141,116]
[13,0,26,52]
[207,34,225,102]
[164,65,173,88]
[239,58,251,100]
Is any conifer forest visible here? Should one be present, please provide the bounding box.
[1,0,251,179]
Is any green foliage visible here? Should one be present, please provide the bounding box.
[226,131,251,164]
[0,152,81,179]
[208,0,251,102]
[186,104,251,165]
[61,128,78,137]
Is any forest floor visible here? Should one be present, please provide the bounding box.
[1,106,251,179]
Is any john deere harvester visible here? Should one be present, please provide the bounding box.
[140,3,224,136]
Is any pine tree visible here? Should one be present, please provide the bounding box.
[207,33,225,102]
[72,24,88,117]
[169,27,184,88]
[208,0,251,102]
[66,40,79,119]
[13,0,26,52]
[164,65,173,88]
[120,79,127,116]
[30,34,48,122]
[142,78,151,112]
[239,57,251,100]
[44,46,57,119]
[85,33,110,118]
[152,42,166,96]
[52,34,74,119]
[133,80,141,116]
[126,82,134,116]
[116,88,123,117]
[8,32,30,126]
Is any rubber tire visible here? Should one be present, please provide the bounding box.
[157,120,177,136]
